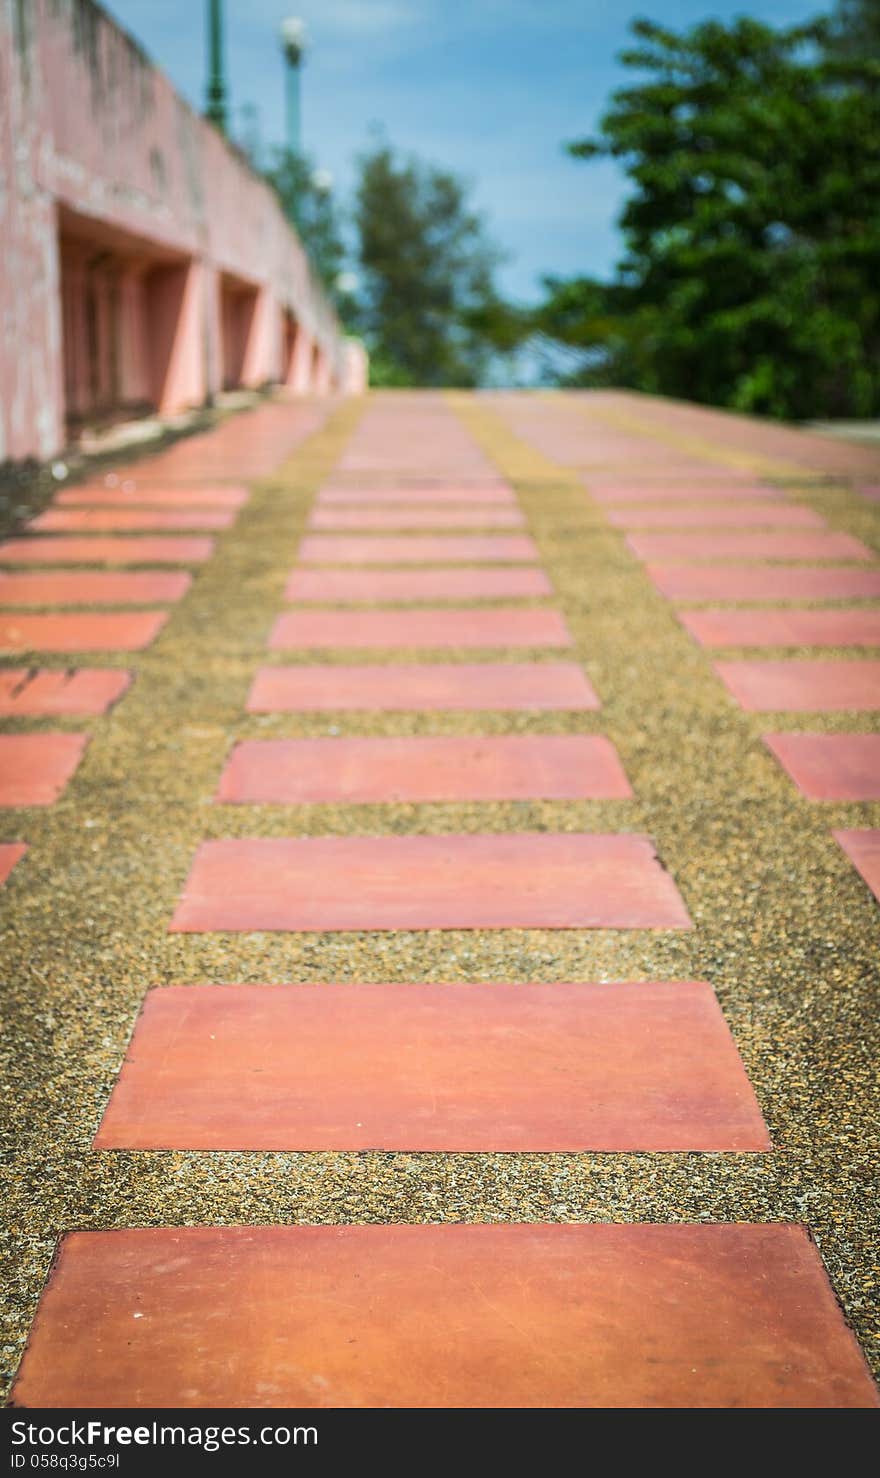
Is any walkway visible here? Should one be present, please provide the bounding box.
[2,390,878,1407]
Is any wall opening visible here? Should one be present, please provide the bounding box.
[281,310,315,393]
[58,208,198,441]
[311,339,332,395]
[219,274,259,390]
[60,240,127,432]
[143,261,196,414]
[282,310,298,385]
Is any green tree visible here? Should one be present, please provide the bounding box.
[828,0,880,56]
[263,149,348,309]
[538,15,880,419]
[352,143,514,387]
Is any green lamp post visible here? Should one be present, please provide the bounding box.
[280,17,307,156]
[205,0,228,133]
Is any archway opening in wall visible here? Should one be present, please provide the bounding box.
[219,273,260,390]
[282,309,301,389]
[60,236,127,437]
[57,206,199,442]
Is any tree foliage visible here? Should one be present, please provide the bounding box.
[351,143,514,387]
[263,149,348,309]
[827,0,880,57]
[537,14,880,419]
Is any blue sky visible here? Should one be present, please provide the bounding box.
[106,0,825,302]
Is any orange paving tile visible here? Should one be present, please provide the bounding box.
[609,505,824,529]
[0,842,27,885]
[679,608,880,648]
[763,734,880,800]
[216,735,631,804]
[0,733,89,805]
[715,660,880,712]
[645,564,880,602]
[168,833,692,933]
[308,507,525,530]
[96,980,767,1152]
[248,662,599,712]
[10,1224,878,1408]
[284,566,553,602]
[298,534,539,564]
[0,571,191,605]
[29,508,234,532]
[627,532,874,562]
[0,612,168,652]
[0,537,213,565]
[270,607,572,650]
[318,486,515,505]
[834,829,880,904]
[56,485,248,508]
[0,670,130,715]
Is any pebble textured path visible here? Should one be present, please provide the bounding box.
[2,391,879,1407]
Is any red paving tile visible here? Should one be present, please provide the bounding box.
[588,469,751,482]
[0,537,213,565]
[217,735,631,804]
[318,486,515,505]
[299,535,539,564]
[0,733,89,806]
[608,505,824,529]
[834,829,880,904]
[714,660,880,712]
[589,392,878,478]
[11,1223,878,1408]
[0,842,27,885]
[56,486,247,508]
[284,567,553,602]
[0,571,191,605]
[763,734,880,800]
[96,980,767,1152]
[270,607,571,650]
[169,833,692,933]
[308,507,525,530]
[645,564,880,602]
[679,608,880,649]
[0,612,168,652]
[627,532,874,562]
[0,670,130,716]
[248,662,599,712]
[29,509,233,532]
[589,483,786,505]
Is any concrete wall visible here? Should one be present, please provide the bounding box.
[0,0,363,464]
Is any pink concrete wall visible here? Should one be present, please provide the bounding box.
[312,343,332,397]
[342,338,369,396]
[0,1,363,462]
[285,320,316,394]
[0,6,63,461]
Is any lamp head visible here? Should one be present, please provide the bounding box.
[280,17,306,65]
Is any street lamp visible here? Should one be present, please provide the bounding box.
[280,17,307,156]
[205,0,228,133]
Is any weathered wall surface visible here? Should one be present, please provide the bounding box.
[0,0,364,464]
